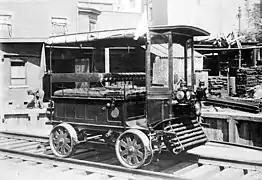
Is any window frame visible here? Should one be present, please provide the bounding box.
[0,14,12,37]
[9,59,27,87]
[89,20,96,31]
[51,16,68,35]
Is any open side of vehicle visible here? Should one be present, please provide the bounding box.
[45,25,210,168]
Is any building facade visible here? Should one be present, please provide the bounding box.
[0,0,143,118]
[148,0,256,36]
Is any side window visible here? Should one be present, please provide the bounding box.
[0,14,12,37]
[89,21,96,31]
[10,61,26,86]
[51,16,68,35]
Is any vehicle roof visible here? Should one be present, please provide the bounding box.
[45,25,210,47]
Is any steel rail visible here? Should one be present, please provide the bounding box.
[209,140,262,151]
[0,146,187,180]
[1,132,262,179]
[198,155,262,171]
[0,131,48,142]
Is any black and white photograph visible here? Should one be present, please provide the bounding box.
[0,0,262,179]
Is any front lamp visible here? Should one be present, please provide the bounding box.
[176,91,185,100]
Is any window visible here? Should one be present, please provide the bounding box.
[51,16,68,35]
[77,7,100,32]
[149,7,153,21]
[89,21,96,31]
[0,14,12,37]
[10,61,26,86]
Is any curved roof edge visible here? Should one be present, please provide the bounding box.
[149,25,210,37]
[45,25,210,45]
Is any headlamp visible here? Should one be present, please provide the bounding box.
[176,91,185,100]
[186,91,191,100]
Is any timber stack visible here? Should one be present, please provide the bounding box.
[208,76,227,97]
[236,67,260,97]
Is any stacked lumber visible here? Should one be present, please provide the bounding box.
[236,68,258,96]
[208,76,227,96]
[255,67,262,85]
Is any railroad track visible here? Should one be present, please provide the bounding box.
[0,132,261,180]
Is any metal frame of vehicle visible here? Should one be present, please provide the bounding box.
[45,25,210,168]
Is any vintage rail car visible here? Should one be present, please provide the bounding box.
[45,25,210,168]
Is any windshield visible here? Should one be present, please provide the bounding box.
[150,33,169,88]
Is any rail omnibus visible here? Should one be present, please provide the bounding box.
[45,25,210,168]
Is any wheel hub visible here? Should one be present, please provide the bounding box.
[58,138,65,145]
[127,146,135,154]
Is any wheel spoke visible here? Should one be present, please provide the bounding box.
[120,139,127,148]
[53,142,59,149]
[61,145,67,155]
[133,137,138,146]
[57,145,62,153]
[65,137,71,144]
[58,128,62,134]
[126,137,132,146]
[63,130,69,138]
[64,143,71,152]
[55,131,59,137]
[53,138,59,145]
[60,129,65,136]
[136,144,142,150]
[120,149,128,156]
[126,156,132,165]
[132,156,140,165]
[136,150,144,158]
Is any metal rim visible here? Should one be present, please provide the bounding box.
[115,129,149,169]
[49,123,77,158]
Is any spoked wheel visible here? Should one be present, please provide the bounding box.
[49,123,78,158]
[115,129,150,169]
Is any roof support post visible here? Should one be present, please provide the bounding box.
[190,37,195,89]
[253,48,258,67]
[184,41,188,85]
[168,32,173,93]
[105,48,110,86]
[168,31,173,117]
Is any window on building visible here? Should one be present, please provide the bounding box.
[149,7,153,21]
[0,14,12,37]
[51,16,68,35]
[78,8,100,32]
[10,61,26,86]
[89,21,96,31]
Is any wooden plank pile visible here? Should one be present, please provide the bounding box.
[236,68,260,97]
[208,76,227,97]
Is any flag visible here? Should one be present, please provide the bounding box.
[134,7,149,40]
[39,44,46,79]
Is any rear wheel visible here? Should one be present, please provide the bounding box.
[49,123,78,158]
[115,129,150,169]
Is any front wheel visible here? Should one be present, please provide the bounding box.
[49,123,78,158]
[115,129,150,169]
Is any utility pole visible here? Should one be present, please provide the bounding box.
[237,6,242,36]
[237,6,242,69]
